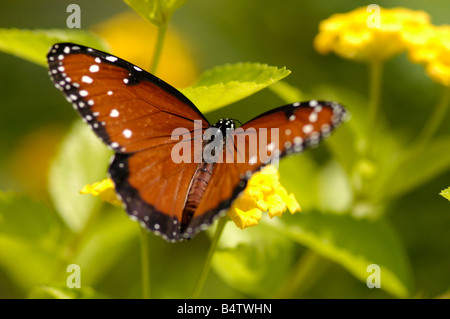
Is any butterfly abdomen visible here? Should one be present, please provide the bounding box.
[182,162,215,228]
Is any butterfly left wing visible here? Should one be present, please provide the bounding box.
[188,101,347,231]
[47,43,209,154]
[47,43,210,241]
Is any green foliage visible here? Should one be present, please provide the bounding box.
[0,29,109,66]
[123,0,187,26]
[276,212,412,298]
[441,187,450,201]
[30,284,106,299]
[48,122,112,232]
[0,192,63,291]
[181,63,291,112]
[210,219,296,297]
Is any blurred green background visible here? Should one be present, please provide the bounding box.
[0,0,449,299]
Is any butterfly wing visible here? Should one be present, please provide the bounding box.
[47,43,209,241]
[188,101,347,231]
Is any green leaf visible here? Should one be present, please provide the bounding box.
[268,80,304,103]
[273,212,412,298]
[48,122,112,232]
[210,219,296,297]
[124,0,187,26]
[0,28,109,66]
[30,283,106,299]
[0,234,62,292]
[0,192,63,292]
[441,187,450,201]
[0,191,61,240]
[316,160,353,214]
[378,136,450,200]
[71,207,139,287]
[181,63,291,113]
[278,154,321,212]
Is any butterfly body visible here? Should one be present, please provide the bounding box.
[47,43,347,242]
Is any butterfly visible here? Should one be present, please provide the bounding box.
[47,43,346,242]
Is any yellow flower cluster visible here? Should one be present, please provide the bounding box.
[314,6,431,62]
[227,165,301,229]
[406,25,450,87]
[314,6,450,86]
[80,165,300,230]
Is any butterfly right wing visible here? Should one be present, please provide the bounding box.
[188,101,347,233]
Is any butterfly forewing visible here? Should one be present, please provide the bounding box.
[47,43,209,154]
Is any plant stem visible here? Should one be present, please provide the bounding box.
[275,250,327,298]
[413,86,450,151]
[150,21,169,74]
[138,18,172,299]
[366,60,384,152]
[140,226,151,299]
[191,218,228,299]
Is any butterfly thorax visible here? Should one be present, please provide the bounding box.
[181,118,236,229]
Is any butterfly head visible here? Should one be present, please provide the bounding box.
[211,118,236,139]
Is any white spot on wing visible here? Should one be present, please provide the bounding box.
[309,100,318,107]
[110,109,119,118]
[89,64,99,73]
[267,142,275,152]
[303,124,314,134]
[309,112,318,123]
[106,56,118,62]
[81,75,93,84]
[122,129,132,138]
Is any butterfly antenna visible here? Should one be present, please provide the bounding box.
[233,118,243,126]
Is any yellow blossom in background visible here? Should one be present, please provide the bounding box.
[91,11,198,88]
[314,6,431,62]
[81,165,301,230]
[405,25,450,87]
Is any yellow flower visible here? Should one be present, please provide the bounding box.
[314,6,431,62]
[227,165,301,229]
[80,179,122,207]
[405,25,450,87]
[81,165,301,230]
